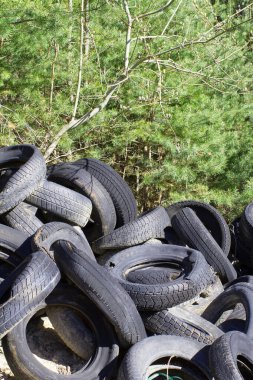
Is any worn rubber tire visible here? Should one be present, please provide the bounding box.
[0,250,60,339]
[127,266,182,285]
[239,203,253,246]
[0,144,46,214]
[32,222,95,262]
[47,163,116,241]
[209,331,253,380]
[117,335,211,380]
[74,158,137,227]
[143,306,223,345]
[46,305,96,361]
[103,245,215,311]
[171,207,237,283]
[92,207,171,254]
[32,223,146,348]
[2,202,43,235]
[26,180,92,228]
[167,200,231,255]
[202,283,253,338]
[0,224,32,267]
[2,284,119,380]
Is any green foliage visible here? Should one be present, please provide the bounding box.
[0,0,253,220]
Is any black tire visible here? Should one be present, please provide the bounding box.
[117,335,211,380]
[239,203,253,247]
[32,222,146,348]
[171,207,237,283]
[2,202,43,235]
[167,200,231,255]
[142,307,223,345]
[32,222,96,262]
[127,266,182,285]
[92,207,171,254]
[0,144,46,214]
[74,158,137,227]
[102,245,216,311]
[218,318,245,333]
[202,283,253,338]
[209,331,253,380]
[47,163,116,242]
[2,284,119,380]
[26,180,92,228]
[0,262,13,283]
[0,250,60,339]
[46,305,96,361]
[0,224,32,266]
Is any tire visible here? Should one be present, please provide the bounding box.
[0,144,46,214]
[0,250,60,339]
[209,331,253,380]
[171,207,237,283]
[167,200,231,255]
[26,180,92,228]
[202,283,253,338]
[32,222,96,262]
[239,203,253,247]
[218,318,245,333]
[102,245,216,311]
[117,335,211,380]
[46,305,96,361]
[127,266,182,285]
[73,158,137,227]
[2,284,119,380]
[32,222,146,348]
[47,163,116,241]
[2,202,43,235]
[142,307,223,345]
[92,207,171,254]
[0,263,13,283]
[0,224,32,267]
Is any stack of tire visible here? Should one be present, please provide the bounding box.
[0,144,252,380]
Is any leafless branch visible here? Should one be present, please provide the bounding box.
[123,0,133,75]
[72,0,85,119]
[161,0,183,35]
[135,0,175,20]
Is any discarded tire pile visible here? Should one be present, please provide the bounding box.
[0,144,252,379]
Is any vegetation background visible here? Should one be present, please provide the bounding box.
[0,0,253,219]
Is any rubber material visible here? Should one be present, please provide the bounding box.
[142,307,223,345]
[3,202,43,235]
[117,335,211,380]
[0,224,32,267]
[26,180,92,228]
[74,158,137,227]
[47,163,116,241]
[167,200,231,255]
[2,284,119,380]
[0,144,46,214]
[32,223,146,348]
[171,207,237,283]
[93,207,171,254]
[46,305,96,360]
[202,283,253,338]
[209,331,253,380]
[0,250,60,339]
[103,245,216,310]
[32,222,95,262]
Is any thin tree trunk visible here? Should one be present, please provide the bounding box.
[72,0,85,119]
[68,0,74,103]
[49,41,59,112]
[84,0,90,61]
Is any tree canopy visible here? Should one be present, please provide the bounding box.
[0,0,253,219]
